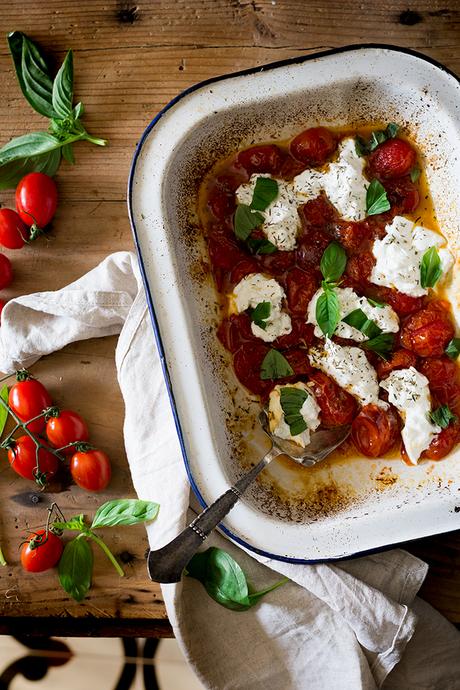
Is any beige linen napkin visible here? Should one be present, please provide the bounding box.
[1,251,459,689]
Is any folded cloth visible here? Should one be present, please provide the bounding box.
[1,250,459,689]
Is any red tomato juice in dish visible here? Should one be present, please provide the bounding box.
[198,124,460,467]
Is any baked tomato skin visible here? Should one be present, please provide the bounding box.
[290,127,337,166]
[384,176,420,214]
[70,449,111,492]
[286,267,319,316]
[299,195,336,232]
[283,348,312,377]
[345,251,375,290]
[21,530,63,573]
[421,423,460,461]
[236,145,283,175]
[332,221,369,253]
[351,404,400,457]
[418,356,460,415]
[368,138,416,179]
[308,371,357,427]
[400,301,455,357]
[217,313,256,353]
[229,258,259,285]
[207,175,240,220]
[380,289,425,317]
[46,410,90,455]
[376,349,418,380]
[8,377,52,433]
[233,343,273,397]
[7,435,58,483]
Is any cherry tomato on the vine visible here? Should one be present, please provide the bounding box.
[46,410,89,455]
[20,529,63,572]
[7,435,59,483]
[0,209,29,249]
[16,173,58,228]
[9,375,52,433]
[0,254,13,290]
[70,449,111,492]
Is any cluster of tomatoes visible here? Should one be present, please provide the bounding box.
[0,172,58,318]
[6,370,111,492]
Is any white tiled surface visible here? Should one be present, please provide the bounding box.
[0,636,205,690]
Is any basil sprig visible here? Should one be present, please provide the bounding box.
[366,179,390,216]
[315,242,347,338]
[0,32,107,188]
[445,338,460,360]
[249,301,271,330]
[186,547,287,611]
[342,308,382,339]
[54,499,159,602]
[280,387,309,436]
[260,349,293,380]
[355,123,399,157]
[420,246,442,288]
[234,177,279,243]
[429,405,457,429]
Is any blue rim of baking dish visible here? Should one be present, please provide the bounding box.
[127,43,460,564]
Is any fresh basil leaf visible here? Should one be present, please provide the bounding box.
[367,297,386,308]
[355,124,399,157]
[280,387,309,436]
[366,179,390,216]
[52,50,74,118]
[420,246,442,288]
[250,177,278,211]
[0,132,63,166]
[361,332,394,359]
[410,165,421,183]
[61,143,75,164]
[73,102,84,119]
[260,349,294,380]
[58,536,93,602]
[316,286,340,338]
[386,123,399,138]
[53,514,87,531]
[249,301,271,330]
[355,136,369,157]
[445,338,460,360]
[369,130,387,151]
[429,405,457,429]
[246,237,277,254]
[0,386,9,440]
[234,204,264,241]
[7,32,56,118]
[320,242,347,282]
[0,148,61,190]
[342,308,382,339]
[91,499,159,529]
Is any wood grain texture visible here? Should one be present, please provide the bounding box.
[0,0,459,632]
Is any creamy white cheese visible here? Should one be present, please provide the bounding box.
[294,137,368,221]
[309,338,385,407]
[235,174,300,251]
[380,367,440,464]
[371,215,454,297]
[307,287,399,341]
[268,382,321,448]
[233,273,292,342]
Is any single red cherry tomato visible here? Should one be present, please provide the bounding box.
[230,258,259,285]
[207,174,240,220]
[286,267,319,316]
[333,221,369,253]
[308,371,357,427]
[345,252,375,289]
[236,145,283,175]
[0,209,30,249]
[46,410,90,455]
[283,347,313,377]
[217,313,256,353]
[299,195,337,232]
[422,423,460,461]
[400,301,454,357]
[384,176,420,214]
[7,435,59,483]
[15,173,58,228]
[258,248,296,277]
[351,404,400,457]
[418,357,460,415]
[233,343,273,398]
[9,375,52,433]
[376,349,417,379]
[0,254,13,289]
[290,127,337,166]
[70,448,112,492]
[380,289,425,317]
[21,529,63,572]
[368,138,416,179]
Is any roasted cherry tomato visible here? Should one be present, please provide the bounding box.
[345,251,375,289]
[351,404,400,457]
[299,194,336,232]
[15,173,58,228]
[400,301,454,357]
[0,254,13,289]
[332,221,369,253]
[233,343,272,397]
[230,258,259,285]
[286,267,319,316]
[46,410,89,455]
[376,349,417,379]
[283,348,312,377]
[368,138,417,179]
[70,448,112,492]
[258,249,296,277]
[384,176,420,214]
[207,174,240,220]
[8,435,58,483]
[308,371,356,427]
[21,529,64,572]
[217,313,256,353]
[418,357,460,415]
[236,145,283,175]
[381,289,425,317]
[0,209,29,249]
[275,319,314,350]
[422,423,460,461]
[9,375,52,433]
[290,127,337,166]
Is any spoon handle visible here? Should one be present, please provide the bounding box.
[147,454,273,583]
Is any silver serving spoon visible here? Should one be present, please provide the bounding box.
[147,412,351,583]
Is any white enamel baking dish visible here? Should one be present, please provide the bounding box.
[128,45,460,562]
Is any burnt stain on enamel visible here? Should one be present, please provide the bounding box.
[398,10,423,25]
[116,4,140,24]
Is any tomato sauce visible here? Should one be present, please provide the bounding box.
[198,124,460,464]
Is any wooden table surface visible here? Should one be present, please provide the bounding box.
[1,0,460,636]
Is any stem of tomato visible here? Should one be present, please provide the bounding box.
[0,546,7,566]
[86,532,124,577]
